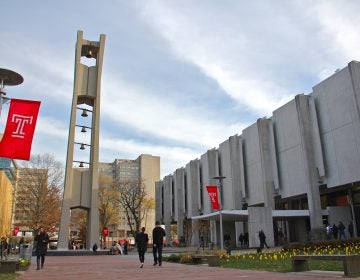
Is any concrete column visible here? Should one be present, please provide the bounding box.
[163,175,173,245]
[191,219,200,246]
[295,95,323,232]
[201,149,219,215]
[174,168,185,239]
[210,220,217,247]
[257,118,278,208]
[248,206,274,247]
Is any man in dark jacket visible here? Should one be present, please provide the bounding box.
[34,227,49,270]
[152,221,166,266]
[258,229,269,249]
[135,227,149,268]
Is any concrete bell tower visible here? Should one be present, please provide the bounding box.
[58,30,105,250]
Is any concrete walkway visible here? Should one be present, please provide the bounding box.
[15,252,352,280]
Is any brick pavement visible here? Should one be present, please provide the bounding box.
[16,253,351,280]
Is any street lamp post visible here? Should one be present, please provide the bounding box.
[0,68,24,117]
[212,176,225,251]
[0,68,23,261]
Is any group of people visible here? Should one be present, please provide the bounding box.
[33,221,166,271]
[238,232,249,248]
[108,240,129,255]
[22,220,360,272]
[326,221,354,240]
[135,221,166,268]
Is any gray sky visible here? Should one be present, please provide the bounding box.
[2,0,360,177]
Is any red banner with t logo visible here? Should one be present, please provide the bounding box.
[0,98,41,160]
[206,185,219,210]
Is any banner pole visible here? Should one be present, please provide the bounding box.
[212,176,226,251]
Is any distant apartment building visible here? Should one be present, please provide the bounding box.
[0,158,17,238]
[99,154,160,241]
[13,168,48,237]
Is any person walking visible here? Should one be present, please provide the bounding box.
[332,224,338,239]
[152,221,166,266]
[258,229,269,249]
[348,221,354,238]
[238,233,244,248]
[135,227,149,268]
[34,227,49,270]
[338,221,346,240]
[92,243,98,254]
[198,235,205,251]
[1,238,8,259]
[243,232,249,248]
[123,239,129,255]
[224,233,231,255]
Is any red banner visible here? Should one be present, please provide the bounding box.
[103,227,109,236]
[0,99,40,160]
[206,185,219,210]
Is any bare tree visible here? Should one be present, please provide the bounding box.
[15,153,64,235]
[98,173,119,245]
[113,180,147,235]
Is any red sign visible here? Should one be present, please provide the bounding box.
[206,186,219,210]
[0,99,41,160]
[13,227,20,236]
[102,227,109,236]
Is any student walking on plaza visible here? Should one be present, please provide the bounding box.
[348,221,354,238]
[135,227,149,268]
[338,221,346,239]
[152,221,166,266]
[258,229,269,249]
[34,227,49,270]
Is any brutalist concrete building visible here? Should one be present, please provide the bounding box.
[155,61,360,248]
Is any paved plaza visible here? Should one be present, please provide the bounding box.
[15,252,351,280]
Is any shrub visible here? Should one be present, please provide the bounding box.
[166,254,181,262]
[19,258,31,266]
[180,254,193,264]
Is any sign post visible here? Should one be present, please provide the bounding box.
[13,227,20,236]
[103,227,109,249]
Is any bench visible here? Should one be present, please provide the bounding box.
[192,255,220,267]
[292,254,360,278]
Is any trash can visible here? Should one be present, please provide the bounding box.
[208,242,213,250]
[19,244,32,260]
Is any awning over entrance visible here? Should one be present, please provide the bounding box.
[191,209,329,222]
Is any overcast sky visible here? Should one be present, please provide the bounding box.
[2,0,360,177]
